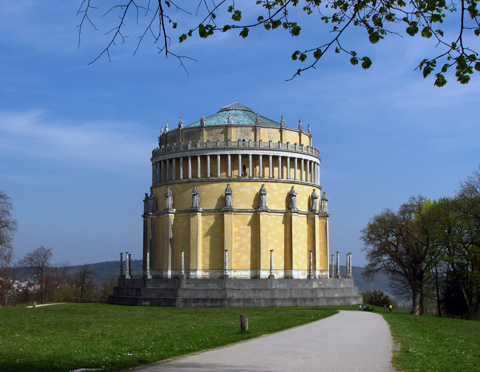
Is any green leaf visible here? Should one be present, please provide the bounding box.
[239,27,249,38]
[434,73,447,87]
[313,49,323,59]
[369,32,381,44]
[232,10,242,22]
[299,53,307,62]
[291,26,302,36]
[421,27,433,38]
[423,65,434,78]
[292,51,300,60]
[361,57,372,69]
[475,62,480,72]
[223,25,231,32]
[406,22,419,36]
[457,74,470,84]
[350,57,359,65]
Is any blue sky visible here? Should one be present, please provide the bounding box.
[1,2,479,268]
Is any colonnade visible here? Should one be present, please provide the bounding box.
[330,252,353,278]
[152,152,321,186]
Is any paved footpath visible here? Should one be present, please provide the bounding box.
[130,311,394,372]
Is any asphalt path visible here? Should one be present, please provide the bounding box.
[130,310,394,372]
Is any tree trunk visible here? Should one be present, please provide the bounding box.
[434,266,442,317]
[411,281,424,315]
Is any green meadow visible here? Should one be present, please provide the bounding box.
[0,304,336,372]
[1,304,479,372]
[382,310,480,372]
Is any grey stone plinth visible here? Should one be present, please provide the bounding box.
[109,278,363,307]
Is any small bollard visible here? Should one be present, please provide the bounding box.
[240,313,248,332]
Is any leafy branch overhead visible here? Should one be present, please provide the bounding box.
[77,0,480,86]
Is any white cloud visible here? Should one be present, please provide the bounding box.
[0,110,153,173]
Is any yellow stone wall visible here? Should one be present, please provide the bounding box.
[147,180,327,278]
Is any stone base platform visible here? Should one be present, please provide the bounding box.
[109,277,363,307]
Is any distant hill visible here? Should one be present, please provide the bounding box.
[67,260,143,283]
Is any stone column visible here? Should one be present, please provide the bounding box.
[228,154,231,177]
[197,156,201,178]
[346,253,353,278]
[294,157,297,181]
[223,250,230,279]
[269,155,273,178]
[335,251,341,278]
[278,156,282,179]
[119,252,124,278]
[161,161,165,182]
[180,250,185,278]
[173,158,176,180]
[286,157,290,179]
[249,154,252,177]
[268,250,275,279]
[330,254,334,278]
[217,155,221,177]
[188,156,192,179]
[207,155,210,178]
[301,159,304,181]
[238,154,242,177]
[179,157,183,180]
[305,160,310,182]
[125,252,131,279]
[166,159,170,181]
[259,154,263,178]
[145,250,152,279]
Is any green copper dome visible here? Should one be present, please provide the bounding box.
[187,102,280,128]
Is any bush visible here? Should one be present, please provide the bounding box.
[363,289,393,307]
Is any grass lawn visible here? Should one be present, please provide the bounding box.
[382,311,480,372]
[0,303,337,372]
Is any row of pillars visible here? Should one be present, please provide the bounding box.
[153,153,321,185]
[330,252,353,278]
[120,250,352,279]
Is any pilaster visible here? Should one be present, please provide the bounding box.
[189,211,202,278]
[284,210,293,278]
[258,210,269,278]
[163,212,174,278]
[309,211,319,278]
[223,210,234,276]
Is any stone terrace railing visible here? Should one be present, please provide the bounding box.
[152,139,320,158]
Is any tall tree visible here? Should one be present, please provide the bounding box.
[361,196,443,315]
[449,167,480,316]
[0,191,16,251]
[20,246,53,304]
[75,264,95,302]
[78,0,480,86]
[0,192,17,306]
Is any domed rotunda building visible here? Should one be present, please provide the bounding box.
[110,103,361,307]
